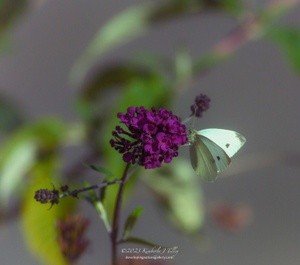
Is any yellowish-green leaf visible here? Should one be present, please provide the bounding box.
[21,157,75,265]
[268,27,300,72]
[0,118,67,211]
[123,207,143,240]
[175,48,193,83]
[0,136,37,208]
[144,159,205,234]
[94,200,111,232]
[30,118,66,148]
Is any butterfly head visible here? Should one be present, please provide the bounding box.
[188,129,199,144]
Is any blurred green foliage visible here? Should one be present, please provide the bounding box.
[268,27,300,72]
[144,160,205,234]
[0,96,23,134]
[0,0,29,54]
[0,0,299,264]
[70,0,243,85]
[0,118,66,212]
[22,157,75,265]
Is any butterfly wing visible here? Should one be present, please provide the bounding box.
[198,128,246,158]
[190,133,231,182]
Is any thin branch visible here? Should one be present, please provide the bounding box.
[110,163,131,265]
[59,180,122,199]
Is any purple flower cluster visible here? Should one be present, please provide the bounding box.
[57,215,90,262]
[34,188,59,205]
[110,106,188,169]
[190,94,210,118]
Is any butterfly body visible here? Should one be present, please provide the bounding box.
[189,129,246,181]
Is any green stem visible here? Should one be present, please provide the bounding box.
[110,163,131,265]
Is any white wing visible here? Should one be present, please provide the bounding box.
[189,133,231,182]
[198,128,246,158]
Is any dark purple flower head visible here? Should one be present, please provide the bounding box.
[110,106,188,169]
[57,215,90,262]
[34,188,60,205]
[190,94,210,118]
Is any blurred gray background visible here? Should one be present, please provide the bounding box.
[0,0,300,264]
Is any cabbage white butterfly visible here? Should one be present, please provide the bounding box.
[189,128,246,181]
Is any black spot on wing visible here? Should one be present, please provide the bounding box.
[216,156,220,161]
[225,143,230,148]
[235,132,246,144]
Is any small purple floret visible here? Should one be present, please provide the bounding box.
[190,94,210,118]
[110,106,188,169]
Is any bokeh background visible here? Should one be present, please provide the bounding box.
[0,0,300,264]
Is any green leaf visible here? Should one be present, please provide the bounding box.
[70,3,156,85]
[0,118,67,211]
[81,63,153,100]
[144,159,205,234]
[192,53,225,76]
[63,122,86,146]
[132,51,172,77]
[0,0,28,31]
[0,95,24,133]
[21,157,75,265]
[70,0,242,85]
[175,48,193,83]
[268,26,300,72]
[94,200,111,232]
[122,207,143,240]
[0,136,37,209]
[30,118,67,148]
[0,32,12,54]
[216,0,243,15]
[85,164,116,179]
[76,63,155,124]
[0,0,30,57]
[119,236,159,248]
[80,181,112,232]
